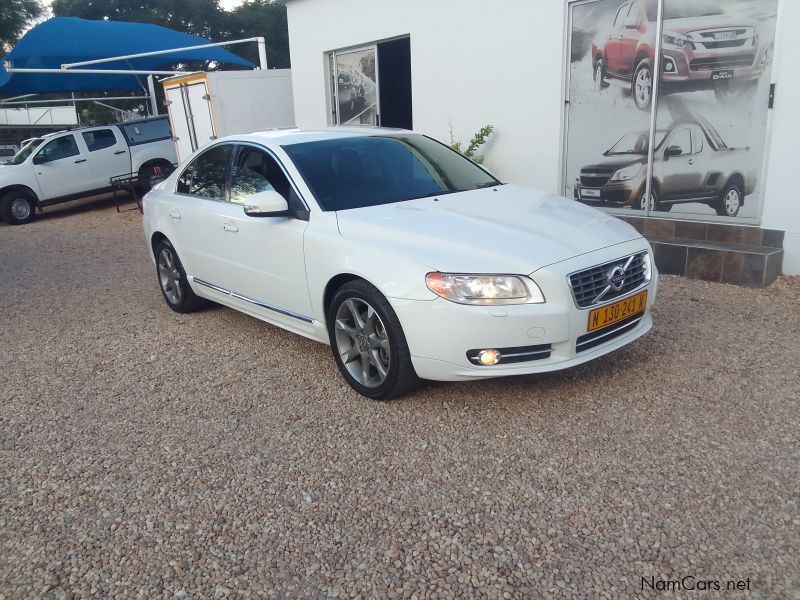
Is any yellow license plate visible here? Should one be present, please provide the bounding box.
[587,290,648,332]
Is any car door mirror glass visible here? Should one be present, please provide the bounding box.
[32,153,47,165]
[665,145,683,158]
[243,190,290,217]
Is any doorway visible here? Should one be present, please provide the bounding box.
[328,36,412,129]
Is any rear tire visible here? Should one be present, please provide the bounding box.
[327,280,422,400]
[714,182,742,217]
[632,60,653,110]
[594,59,609,91]
[154,239,208,313]
[138,161,174,193]
[0,190,36,225]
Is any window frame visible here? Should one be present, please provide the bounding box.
[82,128,118,153]
[36,134,80,163]
[175,142,235,202]
[667,127,692,157]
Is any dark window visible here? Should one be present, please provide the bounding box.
[176,144,232,199]
[82,129,117,152]
[282,134,500,212]
[119,117,172,146]
[38,135,80,162]
[0,148,16,157]
[230,146,303,209]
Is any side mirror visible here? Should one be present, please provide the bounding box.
[243,190,290,217]
[32,154,47,165]
[665,145,683,158]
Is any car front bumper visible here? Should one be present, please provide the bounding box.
[392,239,658,381]
[660,45,767,88]
[574,174,645,208]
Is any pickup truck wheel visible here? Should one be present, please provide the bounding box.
[328,280,422,400]
[594,60,609,91]
[632,61,653,110]
[715,183,742,217]
[154,239,209,313]
[0,191,36,225]
[138,162,173,193]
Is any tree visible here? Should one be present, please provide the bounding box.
[1,0,44,53]
[227,1,290,68]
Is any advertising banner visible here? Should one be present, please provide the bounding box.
[334,47,379,126]
[564,0,778,222]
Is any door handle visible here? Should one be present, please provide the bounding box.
[114,149,127,155]
[169,210,181,220]
[74,158,87,163]
[223,222,239,233]
[687,159,694,165]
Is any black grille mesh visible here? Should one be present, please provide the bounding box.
[569,252,649,308]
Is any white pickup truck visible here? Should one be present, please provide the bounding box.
[0,116,177,225]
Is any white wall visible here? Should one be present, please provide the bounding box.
[761,0,800,274]
[286,0,566,193]
[287,0,800,274]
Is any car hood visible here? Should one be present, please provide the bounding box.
[664,17,754,35]
[335,184,642,274]
[581,154,646,172]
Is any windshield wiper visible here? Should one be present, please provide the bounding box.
[475,181,503,189]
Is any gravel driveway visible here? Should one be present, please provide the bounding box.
[1,197,798,599]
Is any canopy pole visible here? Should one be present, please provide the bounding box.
[257,37,268,70]
[147,75,159,116]
[5,68,188,75]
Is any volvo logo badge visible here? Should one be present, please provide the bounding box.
[608,266,626,291]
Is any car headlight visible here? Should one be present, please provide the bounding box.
[663,31,691,49]
[425,273,545,305]
[609,163,642,182]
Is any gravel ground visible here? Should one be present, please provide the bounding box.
[1,196,799,599]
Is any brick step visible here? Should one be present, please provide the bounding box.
[648,237,782,288]
[620,216,784,248]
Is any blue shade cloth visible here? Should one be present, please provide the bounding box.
[0,17,255,94]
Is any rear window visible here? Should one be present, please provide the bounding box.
[82,129,117,152]
[119,118,172,146]
[0,148,16,157]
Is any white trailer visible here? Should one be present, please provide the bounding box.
[162,69,295,163]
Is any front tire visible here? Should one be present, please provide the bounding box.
[715,182,742,217]
[638,185,665,212]
[632,60,653,110]
[0,191,36,225]
[154,239,208,313]
[328,280,421,400]
[594,59,609,91]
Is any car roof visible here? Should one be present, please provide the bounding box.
[231,126,414,147]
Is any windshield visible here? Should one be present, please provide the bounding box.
[606,130,667,155]
[645,0,723,20]
[7,139,43,165]
[282,134,501,211]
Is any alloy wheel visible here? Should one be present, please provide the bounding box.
[595,63,604,91]
[158,247,183,305]
[640,192,655,211]
[10,197,31,221]
[724,189,741,216]
[635,67,652,108]
[334,298,391,388]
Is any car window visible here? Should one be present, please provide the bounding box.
[282,134,500,212]
[119,118,172,146]
[230,145,304,209]
[625,2,642,27]
[691,127,704,154]
[0,148,16,158]
[613,4,629,27]
[176,144,232,200]
[82,129,118,152]
[38,135,80,162]
[668,129,691,156]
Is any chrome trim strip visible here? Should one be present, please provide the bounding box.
[577,315,642,349]
[192,277,314,324]
[500,349,552,359]
[229,292,314,324]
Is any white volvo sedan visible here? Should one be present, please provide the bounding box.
[142,128,657,399]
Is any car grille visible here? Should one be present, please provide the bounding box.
[700,39,748,49]
[569,252,649,309]
[580,175,611,188]
[690,54,755,71]
[576,312,644,353]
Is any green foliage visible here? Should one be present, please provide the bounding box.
[449,124,494,164]
[1,0,44,53]
[50,0,291,68]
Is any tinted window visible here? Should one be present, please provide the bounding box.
[282,134,499,211]
[82,129,117,152]
[230,146,303,209]
[668,129,691,156]
[120,118,172,146]
[177,144,232,199]
[38,135,80,162]
[7,139,42,165]
[0,148,16,157]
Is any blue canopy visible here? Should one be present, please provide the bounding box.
[0,17,255,95]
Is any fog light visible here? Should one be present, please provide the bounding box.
[665,62,674,72]
[478,349,501,366]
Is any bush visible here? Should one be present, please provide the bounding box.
[449,124,494,164]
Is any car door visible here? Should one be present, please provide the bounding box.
[162,143,237,287]
[32,134,92,200]
[618,1,643,75]
[81,128,131,188]
[657,127,696,200]
[213,143,313,324]
[605,3,629,72]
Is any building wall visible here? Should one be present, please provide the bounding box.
[287,0,800,274]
